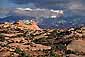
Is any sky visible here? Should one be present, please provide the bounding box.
[0,0,85,10]
[0,0,85,18]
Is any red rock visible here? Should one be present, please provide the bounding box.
[17,21,42,31]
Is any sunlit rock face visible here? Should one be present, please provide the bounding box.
[16,20,42,31]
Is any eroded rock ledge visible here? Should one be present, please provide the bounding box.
[0,21,85,57]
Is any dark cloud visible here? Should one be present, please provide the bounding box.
[8,0,69,5]
[1,0,85,11]
[0,0,85,9]
[8,0,30,4]
[11,0,69,9]
[9,0,42,4]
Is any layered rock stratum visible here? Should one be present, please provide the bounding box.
[0,20,85,57]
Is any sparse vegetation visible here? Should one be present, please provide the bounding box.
[15,48,30,57]
[50,50,60,57]
[0,21,85,57]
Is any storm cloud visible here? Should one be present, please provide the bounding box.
[0,0,85,16]
[0,0,84,10]
[7,0,85,10]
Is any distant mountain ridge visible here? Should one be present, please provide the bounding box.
[0,15,36,23]
[0,8,85,28]
[0,15,84,29]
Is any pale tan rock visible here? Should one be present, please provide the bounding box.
[67,40,85,53]
[0,51,11,57]
[8,38,26,43]
[4,34,16,37]
[13,53,19,57]
[8,43,51,51]
[67,54,85,57]
[30,44,51,51]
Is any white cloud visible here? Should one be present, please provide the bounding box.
[16,8,32,11]
[50,9,64,14]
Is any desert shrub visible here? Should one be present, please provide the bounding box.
[15,48,30,57]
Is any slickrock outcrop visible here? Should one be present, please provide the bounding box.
[67,40,85,53]
[16,20,42,30]
[0,20,85,57]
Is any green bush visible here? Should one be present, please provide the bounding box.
[50,51,60,57]
[15,48,30,57]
